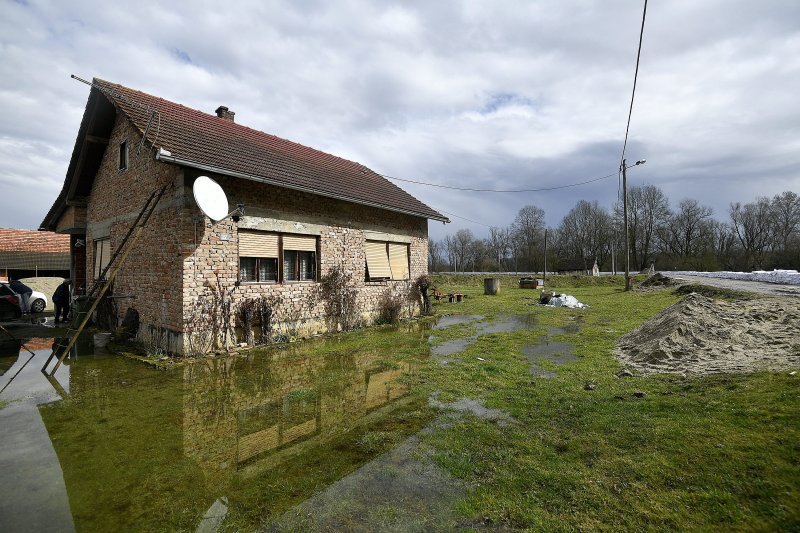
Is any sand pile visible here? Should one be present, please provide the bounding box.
[19,277,65,311]
[615,293,800,374]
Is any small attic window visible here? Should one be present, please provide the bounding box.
[118,140,128,171]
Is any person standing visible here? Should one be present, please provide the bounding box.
[52,279,71,324]
[9,279,33,314]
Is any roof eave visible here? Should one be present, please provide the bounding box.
[156,152,450,223]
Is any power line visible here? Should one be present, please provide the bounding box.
[381,169,620,193]
[619,0,648,168]
[430,205,492,228]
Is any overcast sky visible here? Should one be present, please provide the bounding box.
[1,0,798,240]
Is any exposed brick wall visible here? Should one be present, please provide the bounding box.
[182,173,430,348]
[85,114,185,349]
[83,112,431,353]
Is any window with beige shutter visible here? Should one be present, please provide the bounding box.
[238,231,317,283]
[365,240,391,280]
[239,232,279,282]
[388,243,409,280]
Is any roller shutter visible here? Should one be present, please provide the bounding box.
[365,241,391,279]
[283,234,317,251]
[239,232,278,257]
[388,243,409,280]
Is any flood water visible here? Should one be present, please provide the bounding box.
[0,328,434,532]
[0,312,560,531]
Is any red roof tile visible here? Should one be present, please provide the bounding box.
[0,228,70,253]
[93,79,447,222]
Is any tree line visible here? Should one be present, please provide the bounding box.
[428,188,800,273]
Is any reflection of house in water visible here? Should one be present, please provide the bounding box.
[183,347,413,477]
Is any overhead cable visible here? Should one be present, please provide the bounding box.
[619,0,648,168]
[381,169,623,193]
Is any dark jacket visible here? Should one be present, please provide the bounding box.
[9,280,32,296]
[53,283,71,305]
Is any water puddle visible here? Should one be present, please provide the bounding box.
[0,329,443,531]
[432,314,483,330]
[523,326,580,378]
[429,395,516,426]
[476,313,537,334]
[429,314,537,362]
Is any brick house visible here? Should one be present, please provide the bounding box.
[0,228,70,281]
[40,79,448,352]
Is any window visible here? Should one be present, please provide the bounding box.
[239,231,317,283]
[93,238,111,280]
[283,234,317,282]
[118,140,128,170]
[365,241,409,281]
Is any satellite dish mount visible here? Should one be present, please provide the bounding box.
[193,175,245,223]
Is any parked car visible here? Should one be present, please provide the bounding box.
[0,282,48,314]
[0,284,22,320]
[28,291,48,313]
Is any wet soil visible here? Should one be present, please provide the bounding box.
[522,326,580,378]
[429,313,537,363]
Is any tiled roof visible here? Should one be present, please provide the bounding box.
[0,229,70,253]
[92,79,448,222]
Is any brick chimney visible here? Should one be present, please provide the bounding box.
[215,106,235,122]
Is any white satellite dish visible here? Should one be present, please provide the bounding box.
[193,175,229,222]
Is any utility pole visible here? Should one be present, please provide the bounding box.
[620,158,646,290]
[543,229,548,286]
[622,159,631,291]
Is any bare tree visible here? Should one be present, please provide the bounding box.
[445,229,474,272]
[487,226,510,271]
[557,200,613,271]
[512,205,546,272]
[428,238,444,273]
[770,191,800,265]
[730,197,774,270]
[615,184,671,270]
[658,198,714,259]
[710,219,736,269]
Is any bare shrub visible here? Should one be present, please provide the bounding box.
[238,299,257,346]
[313,265,360,332]
[184,273,236,355]
[378,288,403,325]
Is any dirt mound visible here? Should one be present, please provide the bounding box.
[615,294,800,374]
[672,283,756,301]
[637,272,678,289]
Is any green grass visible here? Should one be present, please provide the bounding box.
[421,275,800,530]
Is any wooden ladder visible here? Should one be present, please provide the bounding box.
[41,185,169,376]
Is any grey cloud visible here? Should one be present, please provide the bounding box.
[0,0,797,236]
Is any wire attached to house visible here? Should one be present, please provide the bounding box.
[429,205,492,228]
[71,74,162,155]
